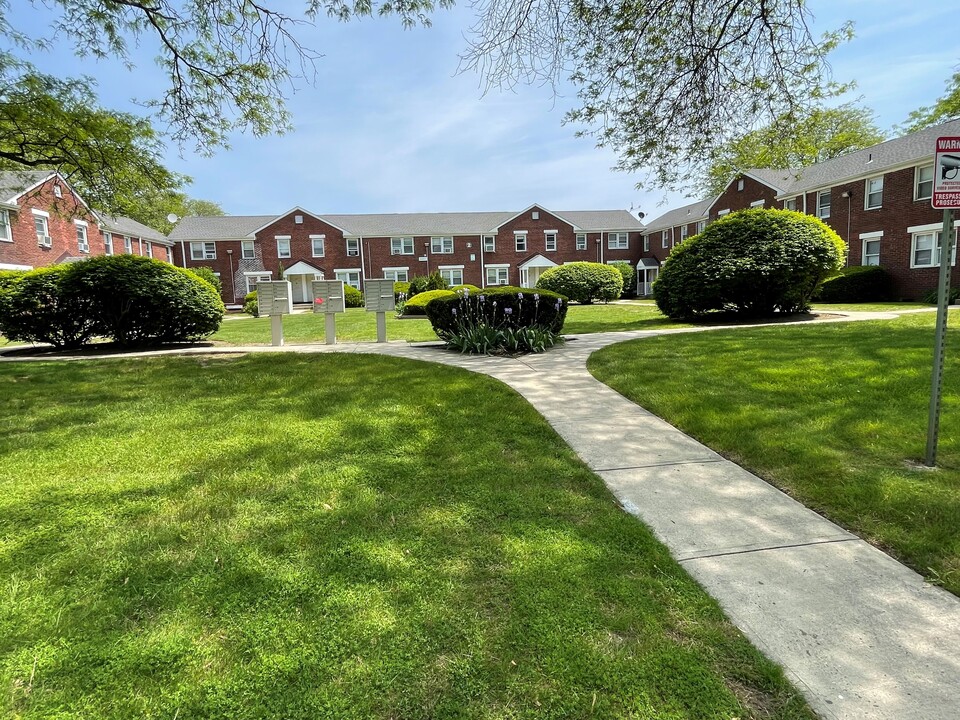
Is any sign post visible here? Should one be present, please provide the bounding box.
[924,138,960,466]
[363,279,396,343]
[311,280,346,345]
[256,281,293,347]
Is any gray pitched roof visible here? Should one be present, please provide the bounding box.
[642,198,713,233]
[0,170,56,203]
[169,208,644,240]
[774,117,960,196]
[744,168,798,192]
[97,214,169,244]
[167,215,278,241]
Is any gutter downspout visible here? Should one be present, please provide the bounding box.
[479,233,486,288]
[180,240,187,268]
[358,237,365,291]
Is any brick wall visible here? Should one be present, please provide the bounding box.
[0,177,104,269]
[709,175,778,220]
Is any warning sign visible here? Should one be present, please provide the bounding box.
[933,136,960,209]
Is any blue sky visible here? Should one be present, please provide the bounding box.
[10,0,959,217]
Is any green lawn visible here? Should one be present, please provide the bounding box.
[0,355,812,719]
[810,302,932,313]
[211,304,689,345]
[589,311,960,596]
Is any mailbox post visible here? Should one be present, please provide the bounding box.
[364,279,396,343]
[256,280,293,346]
[311,280,346,345]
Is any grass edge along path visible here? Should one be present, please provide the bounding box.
[0,354,813,719]
[588,312,960,597]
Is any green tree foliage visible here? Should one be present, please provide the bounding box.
[699,106,886,197]
[902,70,960,133]
[1,0,850,201]
[653,209,845,319]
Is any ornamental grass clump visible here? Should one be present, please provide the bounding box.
[424,286,568,354]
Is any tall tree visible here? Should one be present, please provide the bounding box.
[901,70,960,134]
[697,105,886,197]
[1,0,851,197]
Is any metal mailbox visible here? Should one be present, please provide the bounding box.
[311,280,346,314]
[363,278,396,313]
[256,280,293,317]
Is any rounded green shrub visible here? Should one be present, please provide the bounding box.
[394,281,411,300]
[450,284,481,295]
[425,286,568,335]
[408,271,448,298]
[0,266,99,348]
[402,289,455,315]
[654,209,845,319]
[61,255,225,347]
[535,262,623,304]
[344,284,363,308]
[243,290,258,317]
[815,266,894,303]
[189,266,222,295]
[608,261,636,298]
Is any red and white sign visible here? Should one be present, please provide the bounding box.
[933,136,960,209]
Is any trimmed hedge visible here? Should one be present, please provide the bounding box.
[450,284,481,294]
[424,286,568,335]
[654,209,845,318]
[402,289,455,315]
[344,284,363,308]
[243,291,259,317]
[0,266,98,348]
[535,262,623,304]
[65,256,224,346]
[608,261,636,298]
[815,266,894,303]
[394,281,411,300]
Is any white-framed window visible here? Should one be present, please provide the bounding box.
[146,242,153,258]
[75,220,88,253]
[915,165,934,201]
[661,230,669,249]
[680,225,689,242]
[190,241,216,260]
[439,266,463,286]
[608,232,629,249]
[53,184,62,198]
[643,236,649,252]
[276,236,291,258]
[576,233,587,250]
[865,176,883,210]
[0,209,10,242]
[737,178,744,191]
[124,236,132,254]
[750,199,765,208]
[431,236,453,254]
[33,210,50,246]
[241,240,255,259]
[696,220,706,234]
[717,209,730,217]
[784,197,798,211]
[102,231,113,255]
[294,215,303,224]
[515,231,527,252]
[391,237,414,255]
[545,231,557,251]
[346,238,360,257]
[486,265,509,285]
[483,235,496,252]
[817,190,831,219]
[383,267,409,282]
[311,235,325,257]
[860,232,882,266]
[910,227,958,269]
[245,272,272,294]
[335,269,362,289]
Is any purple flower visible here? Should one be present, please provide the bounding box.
[452,308,457,316]
[518,293,523,300]
[462,288,470,297]
[479,295,486,302]
[504,307,513,315]
[533,293,540,301]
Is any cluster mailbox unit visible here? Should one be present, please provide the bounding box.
[312,279,346,345]
[256,280,293,346]
[363,278,396,343]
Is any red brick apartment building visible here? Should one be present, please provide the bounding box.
[0,170,171,271]
[169,204,646,305]
[642,118,960,300]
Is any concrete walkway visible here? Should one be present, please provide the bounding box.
[4,311,960,719]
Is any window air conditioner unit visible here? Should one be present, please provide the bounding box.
[40,235,52,247]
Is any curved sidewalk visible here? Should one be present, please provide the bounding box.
[4,312,960,719]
